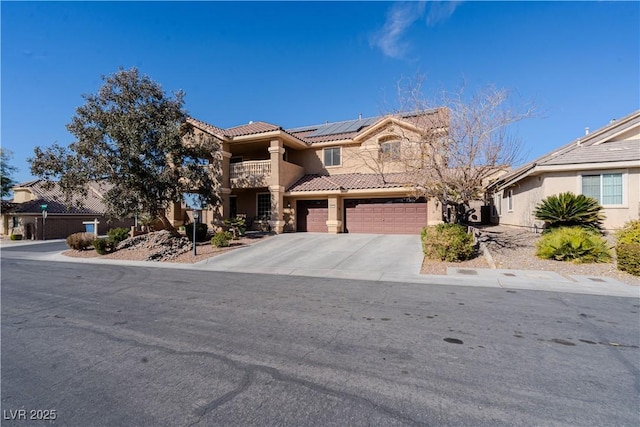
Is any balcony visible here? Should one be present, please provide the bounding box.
[230,160,271,188]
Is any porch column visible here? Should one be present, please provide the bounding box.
[221,147,232,189]
[220,188,232,222]
[268,139,285,233]
[221,149,233,223]
[168,201,184,226]
[326,196,342,234]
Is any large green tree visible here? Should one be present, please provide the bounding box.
[1,148,18,198]
[30,68,221,235]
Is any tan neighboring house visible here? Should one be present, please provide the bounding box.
[171,111,447,234]
[487,110,640,231]
[1,180,133,240]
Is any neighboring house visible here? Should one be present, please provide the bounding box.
[1,180,133,240]
[487,110,640,231]
[173,111,447,234]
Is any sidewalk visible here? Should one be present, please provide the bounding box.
[2,238,637,298]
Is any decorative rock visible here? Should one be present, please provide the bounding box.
[116,230,193,262]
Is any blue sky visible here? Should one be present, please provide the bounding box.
[2,1,639,184]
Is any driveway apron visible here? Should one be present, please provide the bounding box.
[196,233,423,278]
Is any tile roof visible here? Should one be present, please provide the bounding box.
[224,121,281,137]
[11,180,108,214]
[488,110,640,190]
[540,139,640,166]
[287,173,413,192]
[187,117,280,138]
[186,117,226,137]
[188,109,443,145]
[288,130,361,144]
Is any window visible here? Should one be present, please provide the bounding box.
[323,147,341,167]
[493,193,502,216]
[582,173,623,205]
[257,193,271,218]
[507,189,513,212]
[12,216,19,228]
[380,141,401,161]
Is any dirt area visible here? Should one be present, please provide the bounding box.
[63,232,273,264]
[421,225,640,286]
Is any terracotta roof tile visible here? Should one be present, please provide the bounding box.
[287,173,413,192]
[186,117,226,137]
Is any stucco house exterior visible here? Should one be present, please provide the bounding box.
[1,180,133,240]
[486,110,640,231]
[171,111,447,234]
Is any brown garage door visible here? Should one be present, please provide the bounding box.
[297,200,328,232]
[345,199,427,234]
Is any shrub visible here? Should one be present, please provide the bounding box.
[615,220,640,275]
[184,222,209,242]
[615,219,640,245]
[9,234,23,241]
[92,238,113,255]
[534,192,604,231]
[211,231,232,248]
[107,227,130,245]
[422,223,475,262]
[535,226,611,263]
[66,232,95,250]
[224,216,247,240]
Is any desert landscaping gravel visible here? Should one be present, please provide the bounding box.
[63,227,639,286]
[421,226,639,286]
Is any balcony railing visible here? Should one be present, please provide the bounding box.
[230,160,271,179]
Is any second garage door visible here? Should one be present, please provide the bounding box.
[345,199,427,234]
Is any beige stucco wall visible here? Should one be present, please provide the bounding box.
[280,161,305,189]
[612,126,640,142]
[12,188,34,203]
[288,126,426,176]
[496,167,640,231]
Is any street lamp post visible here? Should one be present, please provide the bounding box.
[192,210,199,256]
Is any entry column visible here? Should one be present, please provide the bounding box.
[268,139,285,233]
[326,196,342,233]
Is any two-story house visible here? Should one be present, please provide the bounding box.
[171,111,445,234]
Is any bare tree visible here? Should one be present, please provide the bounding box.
[363,76,535,223]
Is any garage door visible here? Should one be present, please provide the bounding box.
[345,199,427,234]
[297,200,328,232]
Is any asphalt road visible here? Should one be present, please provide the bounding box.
[2,258,639,426]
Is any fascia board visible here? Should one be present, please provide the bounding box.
[353,117,421,143]
[536,160,640,172]
[232,130,308,148]
[285,187,413,197]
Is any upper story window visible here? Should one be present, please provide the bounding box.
[379,141,401,161]
[323,147,341,167]
[582,173,623,205]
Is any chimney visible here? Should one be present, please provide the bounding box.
[358,113,362,120]
[585,127,590,135]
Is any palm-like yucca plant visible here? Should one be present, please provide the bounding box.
[534,192,605,231]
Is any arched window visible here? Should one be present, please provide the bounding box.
[378,135,401,161]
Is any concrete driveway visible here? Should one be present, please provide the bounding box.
[196,233,424,281]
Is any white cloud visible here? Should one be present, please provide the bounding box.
[426,1,462,26]
[372,1,462,59]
